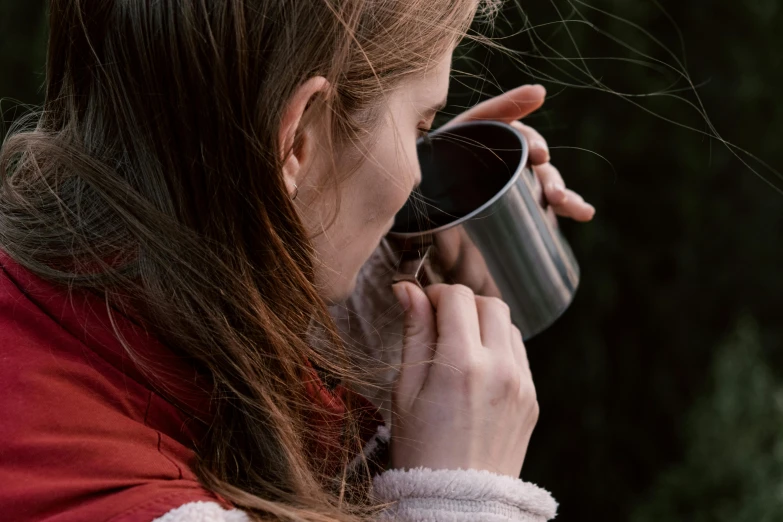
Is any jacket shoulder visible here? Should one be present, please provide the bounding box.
[0,270,224,521]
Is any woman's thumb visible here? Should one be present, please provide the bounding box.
[391,282,437,402]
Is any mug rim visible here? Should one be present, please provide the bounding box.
[387,120,530,239]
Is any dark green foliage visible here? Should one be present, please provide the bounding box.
[632,317,783,522]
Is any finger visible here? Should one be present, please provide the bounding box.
[444,84,546,127]
[424,284,482,356]
[534,163,566,205]
[392,282,437,399]
[511,120,549,165]
[551,189,596,222]
[475,296,513,349]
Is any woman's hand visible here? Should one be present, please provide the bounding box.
[389,282,538,478]
[385,87,589,479]
[443,84,595,222]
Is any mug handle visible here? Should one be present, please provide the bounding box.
[391,244,444,289]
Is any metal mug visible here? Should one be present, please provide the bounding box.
[387,120,580,340]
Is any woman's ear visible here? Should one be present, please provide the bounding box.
[279,76,330,199]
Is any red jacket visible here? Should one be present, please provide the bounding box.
[0,250,385,522]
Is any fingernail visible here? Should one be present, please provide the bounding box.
[392,283,411,311]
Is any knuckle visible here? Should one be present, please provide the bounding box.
[489,296,511,318]
[515,364,531,386]
[459,354,487,382]
[530,400,540,422]
[498,365,522,392]
[475,296,511,321]
[436,354,487,390]
[519,379,538,403]
[449,284,475,302]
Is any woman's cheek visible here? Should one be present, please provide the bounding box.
[393,149,420,211]
[384,176,413,224]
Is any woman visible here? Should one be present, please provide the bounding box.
[0,0,595,521]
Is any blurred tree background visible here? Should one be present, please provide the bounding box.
[2,1,781,521]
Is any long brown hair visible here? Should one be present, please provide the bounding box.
[0,0,496,519]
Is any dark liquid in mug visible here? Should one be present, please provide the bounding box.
[391,123,525,234]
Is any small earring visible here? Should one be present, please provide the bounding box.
[291,183,299,201]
